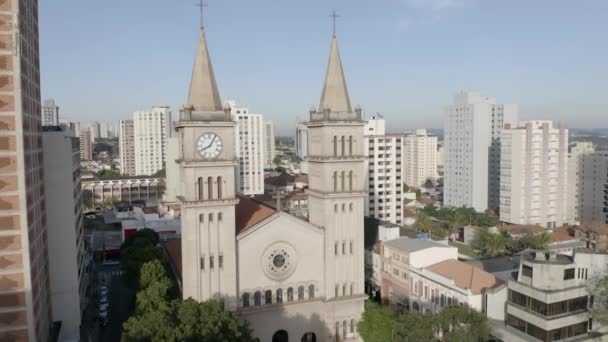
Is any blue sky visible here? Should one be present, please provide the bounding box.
[40,0,608,135]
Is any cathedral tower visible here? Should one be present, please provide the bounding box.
[306,28,366,327]
[176,27,239,310]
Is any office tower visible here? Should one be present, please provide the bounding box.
[264,120,275,169]
[133,106,171,176]
[41,98,59,126]
[567,142,595,222]
[119,120,136,176]
[578,151,608,224]
[88,121,100,142]
[59,117,80,137]
[0,1,53,341]
[364,115,404,224]
[295,121,308,159]
[42,126,88,341]
[499,121,569,228]
[444,91,518,212]
[402,129,438,187]
[228,101,265,195]
[99,122,109,139]
[79,127,93,161]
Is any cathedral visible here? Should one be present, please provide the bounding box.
[174,22,366,342]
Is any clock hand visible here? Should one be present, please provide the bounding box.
[200,136,217,152]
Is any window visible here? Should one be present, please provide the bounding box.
[350,283,354,296]
[334,203,338,212]
[254,291,261,306]
[219,255,223,268]
[333,136,338,156]
[217,176,223,199]
[350,319,355,334]
[199,213,204,222]
[333,171,338,192]
[349,136,353,155]
[276,289,283,304]
[335,242,339,255]
[218,213,223,221]
[341,136,345,156]
[209,256,214,269]
[564,268,575,280]
[522,265,533,278]
[209,213,213,222]
[309,285,315,299]
[198,177,204,200]
[350,241,353,254]
[343,284,347,297]
[349,171,353,191]
[207,176,213,200]
[341,171,345,191]
[265,290,272,304]
[242,293,250,307]
[298,286,305,300]
[342,242,346,254]
[200,257,205,270]
[287,287,294,301]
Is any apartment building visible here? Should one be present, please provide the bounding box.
[119,119,136,176]
[89,121,100,142]
[500,121,569,228]
[42,127,89,341]
[296,121,308,159]
[402,129,438,187]
[229,101,265,195]
[79,127,93,161]
[82,178,164,207]
[567,142,595,222]
[264,120,275,169]
[444,91,518,212]
[578,152,608,224]
[41,98,59,126]
[0,0,53,340]
[365,115,404,224]
[133,106,171,176]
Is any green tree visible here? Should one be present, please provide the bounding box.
[103,198,113,209]
[393,311,436,341]
[438,305,490,341]
[121,237,165,288]
[415,189,422,200]
[473,228,507,257]
[273,154,282,165]
[533,231,552,251]
[357,302,397,342]
[152,168,166,178]
[588,268,608,326]
[97,169,121,179]
[414,213,433,236]
[275,166,288,175]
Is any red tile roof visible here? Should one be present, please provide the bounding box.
[427,259,503,295]
[500,224,545,235]
[235,194,277,235]
[577,222,608,234]
[164,239,182,278]
[551,226,576,243]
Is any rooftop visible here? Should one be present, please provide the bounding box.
[384,236,449,253]
[427,259,503,295]
[235,194,277,235]
[500,224,546,235]
[164,239,182,278]
[576,222,608,235]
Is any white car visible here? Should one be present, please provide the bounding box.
[99,308,108,319]
[100,287,108,296]
[85,214,96,219]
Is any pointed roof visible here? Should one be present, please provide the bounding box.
[319,35,352,113]
[187,29,223,112]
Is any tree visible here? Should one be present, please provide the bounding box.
[414,213,433,236]
[82,189,93,209]
[473,227,507,257]
[97,169,121,179]
[103,198,113,209]
[275,166,288,175]
[438,305,490,341]
[357,302,397,342]
[273,154,282,165]
[393,311,436,341]
[533,231,552,251]
[588,268,608,326]
[121,237,165,288]
[415,189,422,200]
[152,168,166,178]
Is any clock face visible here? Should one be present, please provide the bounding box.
[196,132,223,159]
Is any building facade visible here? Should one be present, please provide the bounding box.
[229,101,265,196]
[89,121,100,142]
[364,116,404,224]
[264,120,275,169]
[41,98,59,126]
[79,127,93,161]
[119,119,136,176]
[82,178,164,207]
[0,0,53,340]
[567,142,595,222]
[444,91,518,212]
[295,121,308,159]
[578,151,608,224]
[133,106,171,176]
[42,127,89,341]
[402,129,438,187]
[499,121,569,228]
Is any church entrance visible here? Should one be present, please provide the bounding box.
[272,330,289,342]
[301,332,316,342]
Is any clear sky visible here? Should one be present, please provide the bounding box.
[40,0,608,135]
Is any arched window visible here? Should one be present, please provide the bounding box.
[199,213,204,223]
[343,321,347,339]
[342,203,346,212]
[242,293,250,307]
[349,136,353,155]
[335,285,339,297]
[287,287,294,302]
[348,171,353,191]
[265,290,272,304]
[335,322,340,342]
[333,136,338,156]
[350,319,355,333]
[302,332,317,342]
[217,176,223,199]
[254,291,261,306]
[273,330,289,342]
[207,176,213,200]
[350,283,354,296]
[276,289,283,304]
[308,285,315,299]
[349,203,353,212]
[342,284,347,297]
[218,212,223,221]
[298,286,305,300]
[333,171,338,192]
[198,177,204,200]
[334,204,338,212]
[341,136,345,156]
[208,213,213,222]
[341,171,345,191]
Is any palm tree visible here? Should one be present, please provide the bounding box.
[414,213,433,237]
[484,233,506,257]
[534,231,552,251]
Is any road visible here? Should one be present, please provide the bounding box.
[96,264,135,342]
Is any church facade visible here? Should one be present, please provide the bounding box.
[175,26,365,342]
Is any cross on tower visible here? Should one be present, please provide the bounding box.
[272,187,285,211]
[330,10,340,36]
[196,0,208,30]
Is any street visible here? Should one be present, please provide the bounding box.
[97,264,135,342]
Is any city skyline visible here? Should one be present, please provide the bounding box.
[40,0,607,135]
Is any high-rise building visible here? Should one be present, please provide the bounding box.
[41,98,59,126]
[133,106,171,176]
[79,127,93,161]
[578,151,608,224]
[567,142,595,222]
[499,121,569,228]
[364,115,404,225]
[444,91,518,212]
[295,121,308,159]
[42,126,89,341]
[228,101,265,195]
[402,129,438,187]
[89,121,100,142]
[0,1,53,340]
[59,117,80,137]
[119,120,136,176]
[99,122,109,139]
[264,120,275,169]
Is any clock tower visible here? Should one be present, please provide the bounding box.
[176,27,239,310]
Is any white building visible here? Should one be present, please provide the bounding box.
[42,126,89,342]
[133,106,171,176]
[174,26,365,341]
[59,117,80,137]
[436,142,444,173]
[163,136,181,206]
[119,119,136,176]
[82,178,164,207]
[99,122,109,139]
[402,129,438,187]
[444,91,518,212]
[79,127,93,161]
[264,120,276,169]
[365,115,404,225]
[567,142,595,222]
[578,151,608,224]
[42,98,59,126]
[89,121,100,142]
[499,121,569,228]
[229,101,265,196]
[296,121,308,159]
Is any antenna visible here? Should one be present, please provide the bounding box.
[195,0,208,30]
[330,10,340,37]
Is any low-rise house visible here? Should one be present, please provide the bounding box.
[574,223,608,252]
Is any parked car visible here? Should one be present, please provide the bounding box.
[99,286,108,296]
[99,308,108,320]
[85,214,96,219]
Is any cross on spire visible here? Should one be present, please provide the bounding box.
[330,10,340,37]
[196,0,208,30]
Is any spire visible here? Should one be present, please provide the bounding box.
[187,28,223,112]
[319,35,353,113]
